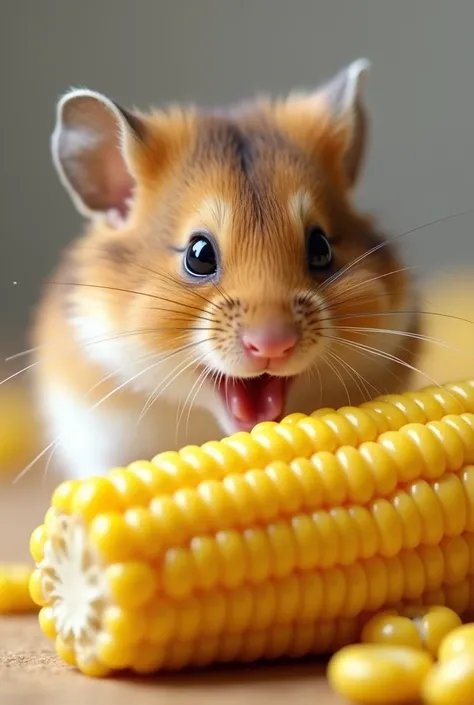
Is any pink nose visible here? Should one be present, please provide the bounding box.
[242,326,298,359]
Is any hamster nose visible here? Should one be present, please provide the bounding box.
[242,326,299,360]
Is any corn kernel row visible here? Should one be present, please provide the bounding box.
[49,384,474,516]
[32,531,474,631]
[80,456,474,567]
[38,580,474,678]
[36,467,474,582]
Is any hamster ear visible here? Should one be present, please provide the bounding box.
[51,89,148,226]
[281,59,371,188]
[317,58,370,186]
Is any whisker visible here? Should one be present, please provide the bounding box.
[176,363,211,444]
[328,309,474,326]
[211,280,234,307]
[47,280,216,318]
[322,354,352,406]
[84,334,194,401]
[79,248,225,313]
[0,326,216,388]
[184,365,214,440]
[316,291,404,319]
[0,362,37,386]
[141,306,216,323]
[325,349,364,400]
[324,334,443,391]
[318,209,474,294]
[328,325,474,362]
[5,346,43,362]
[127,260,223,311]
[319,266,419,311]
[326,348,379,401]
[175,361,208,437]
[137,346,211,425]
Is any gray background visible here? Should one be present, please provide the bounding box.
[2,0,474,353]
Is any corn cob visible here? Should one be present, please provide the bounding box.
[28,380,474,677]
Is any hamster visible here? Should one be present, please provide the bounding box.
[31,58,419,479]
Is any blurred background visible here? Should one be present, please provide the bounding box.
[1,0,474,557]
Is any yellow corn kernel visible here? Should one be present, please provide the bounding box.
[130,645,166,674]
[28,380,474,677]
[361,613,423,650]
[51,480,80,513]
[71,478,122,521]
[29,525,47,563]
[0,564,37,614]
[75,657,111,678]
[328,644,433,703]
[96,632,137,670]
[422,654,474,705]
[105,562,157,609]
[102,605,148,645]
[89,512,138,562]
[405,605,462,657]
[39,606,57,639]
[28,568,46,607]
[438,623,474,662]
[55,636,77,666]
[107,468,152,506]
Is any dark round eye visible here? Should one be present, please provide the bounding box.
[184,234,218,277]
[307,226,332,271]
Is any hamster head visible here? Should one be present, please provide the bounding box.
[51,59,414,434]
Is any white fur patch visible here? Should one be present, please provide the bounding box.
[41,384,221,479]
[288,190,312,225]
[196,196,230,231]
[41,386,138,478]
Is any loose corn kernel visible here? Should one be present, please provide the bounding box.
[438,623,474,662]
[361,612,423,650]
[0,564,37,614]
[327,644,433,704]
[409,605,462,656]
[27,380,474,678]
[422,654,474,705]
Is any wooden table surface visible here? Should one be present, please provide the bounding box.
[0,466,345,705]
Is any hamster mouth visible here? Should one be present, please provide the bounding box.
[217,374,290,432]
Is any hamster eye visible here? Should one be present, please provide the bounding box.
[307,226,332,271]
[184,233,218,277]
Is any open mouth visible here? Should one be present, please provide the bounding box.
[217,374,290,431]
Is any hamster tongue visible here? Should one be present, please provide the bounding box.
[219,375,286,427]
